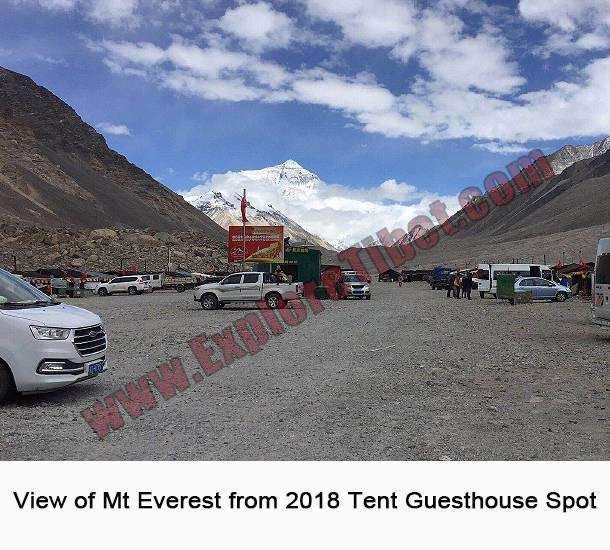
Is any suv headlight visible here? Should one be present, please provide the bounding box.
[30,326,71,340]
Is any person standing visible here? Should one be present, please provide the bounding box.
[463,272,473,300]
[454,273,462,299]
[447,272,455,298]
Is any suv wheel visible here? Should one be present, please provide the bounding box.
[0,362,15,404]
[201,294,218,310]
[128,286,138,295]
[98,287,108,296]
[555,292,567,302]
[265,293,284,309]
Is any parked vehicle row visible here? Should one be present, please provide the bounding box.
[476,263,553,298]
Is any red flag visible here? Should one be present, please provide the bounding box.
[555,259,562,269]
[240,195,248,223]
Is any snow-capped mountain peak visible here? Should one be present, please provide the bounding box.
[547,136,610,175]
[184,160,336,251]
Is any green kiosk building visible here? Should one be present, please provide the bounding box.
[255,245,322,285]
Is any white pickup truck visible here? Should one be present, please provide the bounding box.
[194,272,303,310]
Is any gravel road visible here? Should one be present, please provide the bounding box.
[1,282,608,460]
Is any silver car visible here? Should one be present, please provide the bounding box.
[514,277,572,302]
[343,274,371,300]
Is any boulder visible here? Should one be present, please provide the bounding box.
[90,228,118,239]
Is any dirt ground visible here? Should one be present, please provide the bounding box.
[1,282,608,460]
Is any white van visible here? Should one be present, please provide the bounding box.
[0,269,107,402]
[593,238,610,326]
[476,263,553,298]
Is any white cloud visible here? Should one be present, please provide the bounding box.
[376,179,418,201]
[219,2,295,52]
[28,0,140,26]
[519,0,610,55]
[181,164,458,247]
[192,171,210,182]
[304,0,417,48]
[37,0,76,9]
[290,70,397,114]
[80,2,610,148]
[96,122,131,135]
[473,142,530,154]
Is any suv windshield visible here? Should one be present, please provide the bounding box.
[344,275,361,282]
[0,269,57,308]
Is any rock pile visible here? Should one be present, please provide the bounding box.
[0,223,229,273]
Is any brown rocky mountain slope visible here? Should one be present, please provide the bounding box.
[0,66,226,239]
[346,148,610,272]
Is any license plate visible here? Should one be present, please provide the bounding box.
[88,361,105,375]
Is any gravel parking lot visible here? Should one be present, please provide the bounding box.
[1,282,608,460]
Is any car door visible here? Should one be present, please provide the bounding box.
[515,278,531,296]
[531,278,552,299]
[240,273,262,301]
[218,274,243,301]
[108,277,124,293]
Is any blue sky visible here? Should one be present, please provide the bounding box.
[1,0,610,244]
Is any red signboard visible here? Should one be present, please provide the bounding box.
[228,225,284,264]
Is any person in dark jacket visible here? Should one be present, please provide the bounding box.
[462,272,473,300]
[446,273,455,298]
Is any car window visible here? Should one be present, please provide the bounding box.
[243,274,259,284]
[533,278,552,286]
[111,277,124,283]
[477,269,490,280]
[519,279,531,287]
[595,254,610,285]
[223,274,243,285]
[153,275,160,280]
[141,275,150,281]
[124,277,137,282]
[263,273,279,284]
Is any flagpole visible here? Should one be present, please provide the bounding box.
[242,188,246,272]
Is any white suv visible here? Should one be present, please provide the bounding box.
[97,275,149,296]
[0,269,107,403]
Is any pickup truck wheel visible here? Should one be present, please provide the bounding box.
[555,292,567,302]
[201,294,218,310]
[128,286,138,296]
[0,362,16,404]
[98,288,108,296]
[265,293,285,309]
[176,284,186,293]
